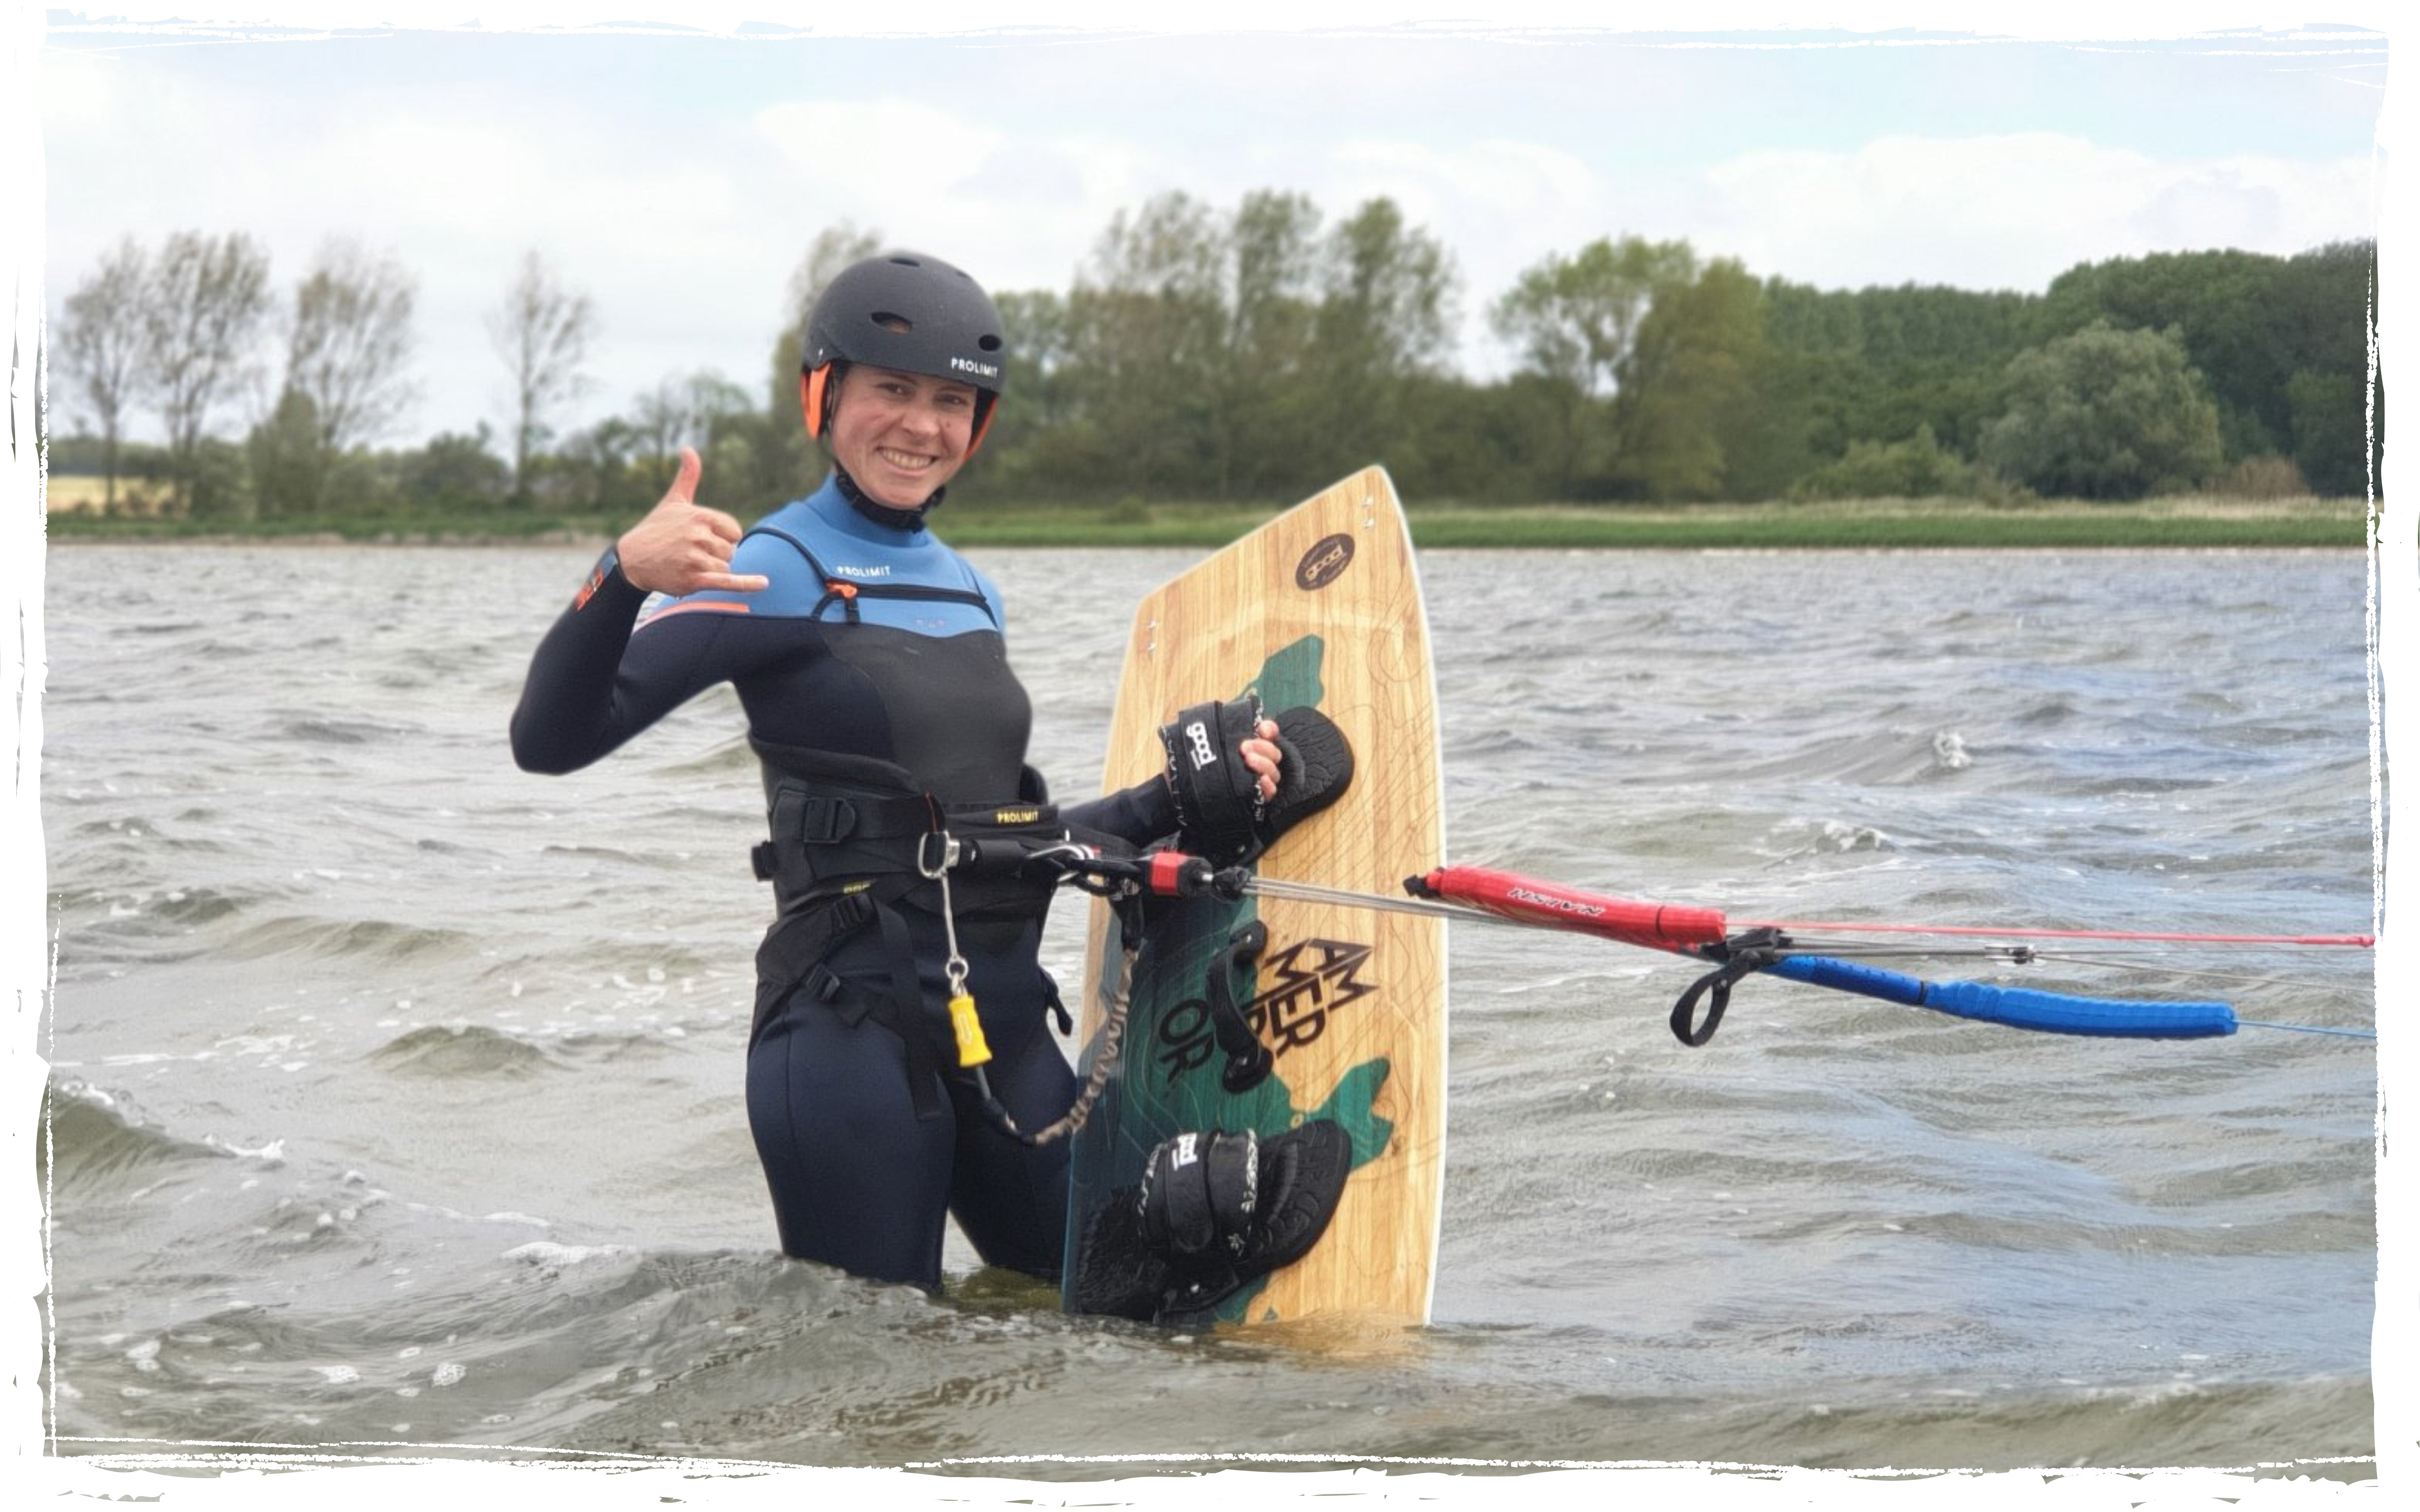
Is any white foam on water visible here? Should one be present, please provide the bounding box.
[204,1135,287,1164]
[501,1240,632,1268]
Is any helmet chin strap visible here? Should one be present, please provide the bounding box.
[832,464,943,527]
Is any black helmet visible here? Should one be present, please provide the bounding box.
[799,250,1006,451]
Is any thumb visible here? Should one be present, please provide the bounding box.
[668,446,703,504]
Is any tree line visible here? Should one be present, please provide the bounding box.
[46,197,2381,521]
[50,231,609,518]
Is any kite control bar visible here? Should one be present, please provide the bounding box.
[1041,846,2359,1045]
[1408,865,2239,1042]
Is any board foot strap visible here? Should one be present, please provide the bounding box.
[1070,1120,1354,1326]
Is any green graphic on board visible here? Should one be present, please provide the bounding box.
[1063,633,1396,1322]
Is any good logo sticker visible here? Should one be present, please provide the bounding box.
[1295,534,1355,591]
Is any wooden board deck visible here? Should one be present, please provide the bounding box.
[1063,466,1447,1328]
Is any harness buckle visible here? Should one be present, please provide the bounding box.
[796,796,855,843]
[766,784,859,850]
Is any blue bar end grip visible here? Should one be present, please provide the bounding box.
[1763,954,2237,1039]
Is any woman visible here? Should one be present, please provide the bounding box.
[510,251,1324,1295]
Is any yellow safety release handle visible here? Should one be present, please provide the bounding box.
[948,992,992,1068]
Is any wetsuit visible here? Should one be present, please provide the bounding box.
[511,472,1175,1289]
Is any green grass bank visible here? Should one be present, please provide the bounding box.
[42,493,2375,550]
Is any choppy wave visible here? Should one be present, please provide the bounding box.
[269,714,428,746]
[371,1024,562,1079]
[42,1083,226,1192]
[226,913,480,963]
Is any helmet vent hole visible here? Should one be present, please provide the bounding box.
[888,256,921,267]
[978,334,1002,352]
[871,311,913,333]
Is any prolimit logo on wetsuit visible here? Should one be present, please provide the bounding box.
[1154,936,1375,1085]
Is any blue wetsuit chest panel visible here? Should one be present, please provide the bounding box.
[512,477,1031,802]
[670,484,1005,633]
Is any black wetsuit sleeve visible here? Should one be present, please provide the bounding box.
[509,568,747,775]
[1064,775,1179,848]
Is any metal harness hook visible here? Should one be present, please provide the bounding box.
[918,831,991,1072]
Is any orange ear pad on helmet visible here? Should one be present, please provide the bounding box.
[800,367,833,438]
[967,396,995,458]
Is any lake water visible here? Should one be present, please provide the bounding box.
[29,542,2382,1504]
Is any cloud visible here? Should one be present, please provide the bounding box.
[754,96,1010,204]
[1694,132,2376,292]
[1333,137,1602,221]
[749,98,1154,293]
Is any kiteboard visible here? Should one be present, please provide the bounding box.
[1062,466,1447,1328]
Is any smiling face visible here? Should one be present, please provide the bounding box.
[827,364,981,508]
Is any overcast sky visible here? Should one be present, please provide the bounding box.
[32,6,2391,459]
